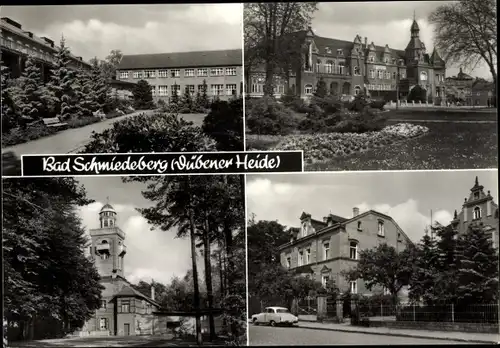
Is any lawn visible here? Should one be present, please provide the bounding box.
[309,121,497,171]
[178,113,207,127]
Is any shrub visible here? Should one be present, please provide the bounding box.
[332,109,387,133]
[369,99,386,110]
[1,123,57,147]
[178,107,193,114]
[67,116,102,128]
[202,98,243,151]
[246,96,299,135]
[407,85,427,103]
[311,95,342,114]
[348,93,369,112]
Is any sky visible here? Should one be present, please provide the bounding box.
[1,4,243,62]
[311,1,493,80]
[76,176,194,286]
[246,170,498,243]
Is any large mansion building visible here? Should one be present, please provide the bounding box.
[116,49,243,103]
[1,17,91,82]
[246,18,446,103]
[278,208,412,296]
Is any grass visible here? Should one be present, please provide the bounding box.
[307,122,497,171]
[177,113,208,127]
[384,109,497,121]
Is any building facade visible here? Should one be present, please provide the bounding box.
[116,49,243,103]
[278,208,412,297]
[246,17,446,103]
[0,17,91,82]
[451,177,499,249]
[79,203,168,337]
[444,68,475,105]
[471,78,495,107]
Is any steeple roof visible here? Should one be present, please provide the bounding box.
[411,19,420,31]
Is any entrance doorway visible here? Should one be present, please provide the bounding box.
[124,323,130,336]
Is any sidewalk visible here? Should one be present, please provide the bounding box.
[297,320,499,344]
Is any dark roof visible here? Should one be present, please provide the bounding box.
[109,284,160,307]
[411,20,420,31]
[108,79,137,88]
[311,219,327,231]
[457,68,473,80]
[326,213,349,224]
[118,49,242,70]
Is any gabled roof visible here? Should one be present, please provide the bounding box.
[117,49,242,70]
[109,284,161,307]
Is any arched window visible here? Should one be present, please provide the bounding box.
[304,84,313,95]
[316,59,321,73]
[378,221,385,236]
[473,206,481,220]
[102,240,108,244]
[338,63,345,75]
[325,61,333,74]
[103,220,108,227]
[420,71,428,81]
[354,66,360,75]
[349,241,358,260]
[354,86,361,95]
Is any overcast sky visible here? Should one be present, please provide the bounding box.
[311,1,493,79]
[246,170,498,243]
[77,176,196,286]
[1,4,242,61]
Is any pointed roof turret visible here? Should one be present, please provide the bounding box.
[454,210,458,219]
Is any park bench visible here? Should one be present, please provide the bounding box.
[43,117,68,129]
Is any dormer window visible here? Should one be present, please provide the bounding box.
[357,221,362,230]
[286,256,291,269]
[337,49,343,56]
[325,47,331,54]
[392,58,396,64]
[301,222,307,237]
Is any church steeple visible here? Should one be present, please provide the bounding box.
[406,12,425,63]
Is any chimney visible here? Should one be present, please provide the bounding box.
[364,37,367,48]
[151,285,155,301]
[353,207,360,217]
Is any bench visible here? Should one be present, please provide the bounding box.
[43,117,68,129]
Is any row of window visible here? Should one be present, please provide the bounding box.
[151,84,237,97]
[250,83,285,95]
[120,67,237,80]
[316,49,405,66]
[99,299,152,314]
[366,84,397,91]
[321,275,359,294]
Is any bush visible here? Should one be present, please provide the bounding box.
[348,93,369,112]
[369,99,386,110]
[281,94,312,113]
[202,98,243,151]
[311,95,342,114]
[1,123,57,147]
[332,109,387,133]
[67,116,102,129]
[246,96,299,135]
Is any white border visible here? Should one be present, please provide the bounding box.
[241,2,247,154]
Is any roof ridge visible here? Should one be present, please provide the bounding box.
[122,48,241,57]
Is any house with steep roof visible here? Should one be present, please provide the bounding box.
[278,207,412,297]
[115,49,243,103]
[245,16,446,104]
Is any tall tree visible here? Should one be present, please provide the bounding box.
[181,85,193,111]
[17,56,45,121]
[74,69,98,118]
[132,80,155,110]
[90,58,111,112]
[1,64,18,133]
[408,230,439,304]
[202,98,244,151]
[314,77,327,98]
[429,0,497,93]
[100,49,123,80]
[244,2,318,95]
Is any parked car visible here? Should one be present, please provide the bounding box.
[251,307,298,327]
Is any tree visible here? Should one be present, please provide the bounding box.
[429,0,497,94]
[455,224,499,304]
[17,56,46,121]
[170,84,180,110]
[3,178,103,340]
[432,223,460,303]
[181,85,193,112]
[100,49,123,81]
[89,58,111,112]
[202,98,244,151]
[196,80,210,110]
[244,3,318,95]
[407,85,427,103]
[132,79,155,110]
[408,230,439,304]
[74,69,98,118]
[1,64,18,133]
[342,243,414,304]
[314,77,327,98]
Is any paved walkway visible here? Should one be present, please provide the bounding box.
[297,321,499,344]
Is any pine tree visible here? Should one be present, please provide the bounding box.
[314,77,327,98]
[74,69,98,118]
[455,224,499,304]
[433,223,459,303]
[181,85,193,111]
[17,56,45,121]
[90,58,110,112]
[132,79,154,110]
[1,64,18,133]
[170,83,180,107]
[200,79,209,109]
[409,230,439,304]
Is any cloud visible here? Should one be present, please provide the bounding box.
[78,201,192,285]
[355,199,453,242]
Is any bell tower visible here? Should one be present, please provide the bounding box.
[89,199,127,278]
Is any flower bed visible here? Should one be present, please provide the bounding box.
[270,123,429,163]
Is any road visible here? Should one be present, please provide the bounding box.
[249,325,474,346]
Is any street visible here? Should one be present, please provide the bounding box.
[249,325,475,345]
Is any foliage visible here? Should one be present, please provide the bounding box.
[429,0,497,93]
[132,80,155,110]
[202,98,244,151]
[245,96,299,135]
[1,123,57,147]
[194,80,210,111]
[407,85,427,103]
[342,243,414,304]
[74,69,98,118]
[348,92,370,112]
[314,77,328,98]
[1,64,19,133]
[89,58,111,112]
[3,178,103,340]
[180,85,194,112]
[16,56,47,121]
[99,49,123,81]
[170,84,180,111]
[408,232,439,304]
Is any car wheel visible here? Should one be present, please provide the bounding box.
[252,319,259,326]
[270,321,276,327]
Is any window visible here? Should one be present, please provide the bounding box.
[337,49,343,56]
[354,66,360,75]
[99,318,108,330]
[384,57,389,64]
[385,72,391,79]
[158,85,168,96]
[324,242,330,260]
[473,207,481,220]
[171,85,180,96]
[144,70,156,78]
[197,68,208,76]
[474,192,479,200]
[401,71,406,79]
[436,74,440,82]
[101,253,109,260]
[151,86,156,97]
[225,67,237,76]
[211,84,224,96]
[350,281,357,294]
[349,241,358,260]
[226,84,237,96]
[378,221,385,236]
[158,70,168,78]
[369,70,375,78]
[392,72,397,80]
[304,84,313,95]
[171,69,180,78]
[377,70,383,79]
[354,86,361,95]
[198,84,207,93]
[185,85,195,94]
[325,47,331,54]
[316,60,321,73]
[298,251,304,266]
[210,68,224,76]
[286,256,291,269]
[420,71,428,81]
[121,300,130,313]
[306,248,311,264]
[119,71,129,79]
[369,56,375,63]
[322,275,330,288]
[184,69,195,77]
[103,220,108,227]
[338,63,345,75]
[101,300,107,309]
[146,303,151,314]
[325,62,333,74]
[133,71,143,79]
[357,221,362,230]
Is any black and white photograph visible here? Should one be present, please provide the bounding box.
[244,1,497,171]
[1,4,244,176]
[246,170,499,345]
[3,175,246,347]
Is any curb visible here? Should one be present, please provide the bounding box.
[296,324,498,344]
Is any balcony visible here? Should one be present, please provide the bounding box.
[119,244,127,256]
[96,242,110,254]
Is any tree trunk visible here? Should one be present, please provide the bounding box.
[187,178,203,346]
[204,218,216,342]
